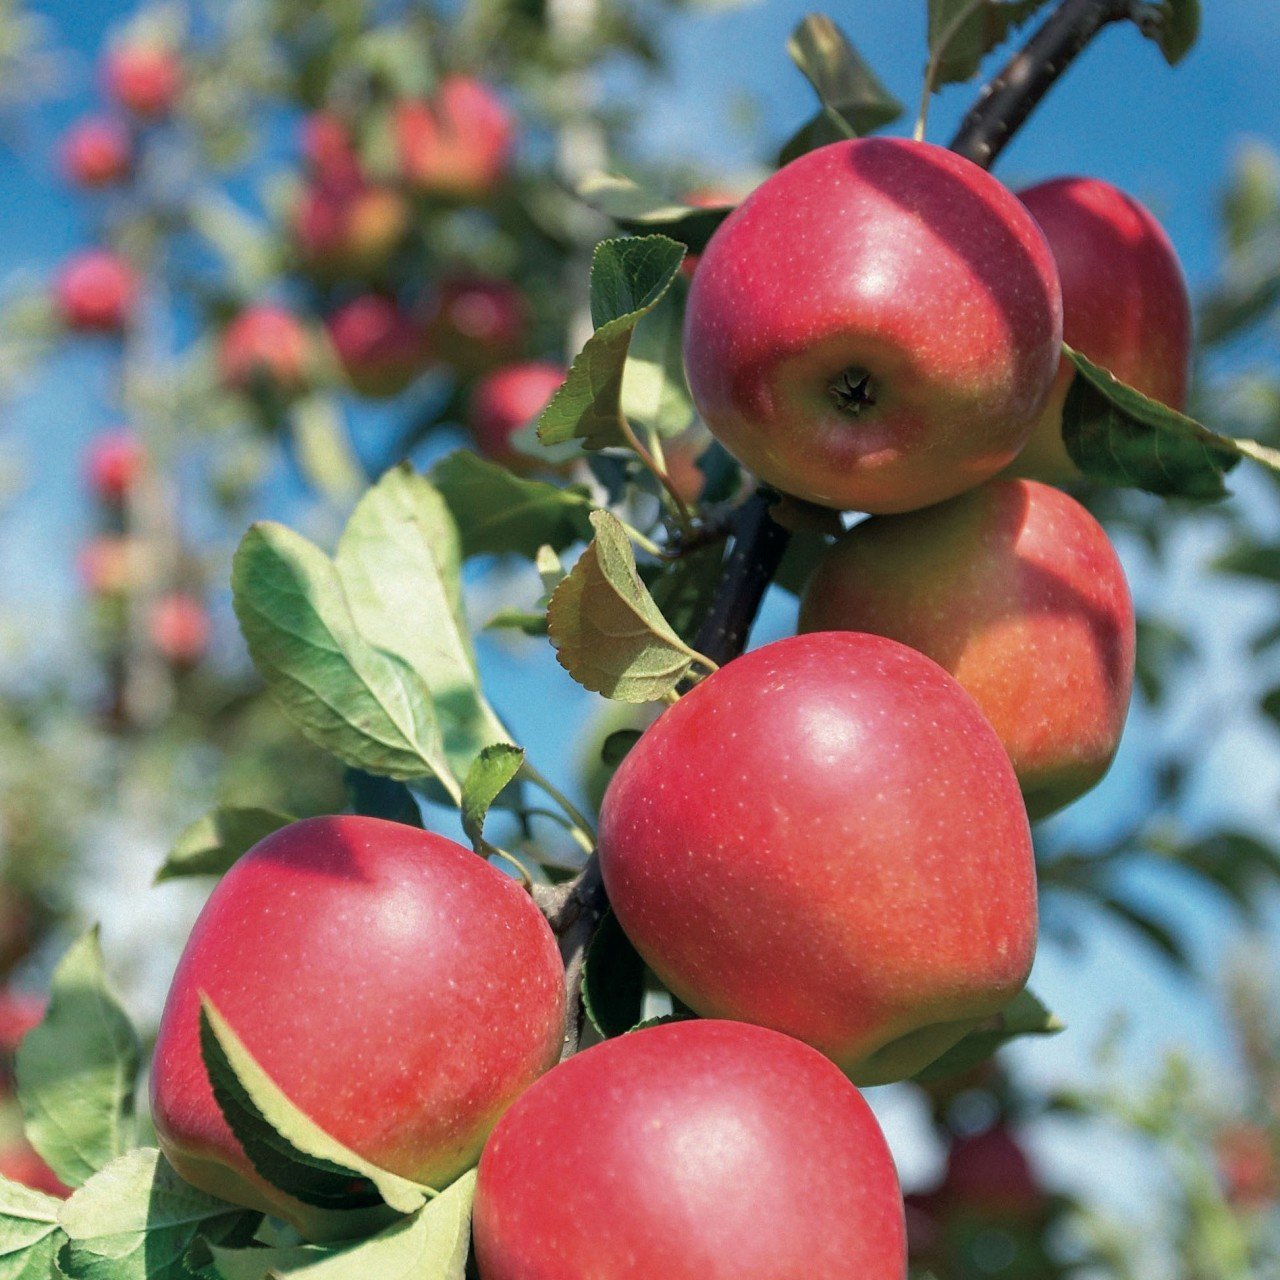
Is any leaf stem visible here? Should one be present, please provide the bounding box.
[616,408,695,535]
[915,0,988,143]
[520,759,598,846]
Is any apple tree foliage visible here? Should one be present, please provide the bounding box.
[0,0,1276,1276]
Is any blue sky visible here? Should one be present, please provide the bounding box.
[1,0,1278,1237]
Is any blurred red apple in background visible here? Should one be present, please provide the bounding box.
[473,1019,907,1280]
[292,182,409,277]
[428,274,525,374]
[85,429,144,502]
[60,117,132,188]
[1217,1123,1277,1209]
[939,1126,1045,1220]
[150,816,565,1231]
[218,305,311,397]
[102,41,183,119]
[148,592,210,667]
[683,138,1062,513]
[1012,176,1193,482]
[327,294,430,397]
[55,250,137,333]
[300,111,364,190]
[799,478,1135,817]
[468,362,565,471]
[395,75,514,201]
[77,536,136,596]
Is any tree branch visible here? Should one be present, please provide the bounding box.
[949,0,1148,169]
[533,855,607,1059]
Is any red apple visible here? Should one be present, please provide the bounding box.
[395,76,514,201]
[799,478,1134,817]
[292,182,409,277]
[84,429,144,501]
[218,305,311,397]
[0,1140,70,1198]
[327,295,430,397]
[468,362,565,471]
[598,632,1037,1084]
[427,274,525,375]
[0,992,43,1058]
[102,42,183,119]
[55,250,137,333]
[940,1126,1044,1220]
[1012,176,1192,482]
[473,1020,906,1280]
[77,536,135,596]
[683,138,1063,513]
[300,111,364,191]
[151,816,565,1231]
[60,117,132,188]
[1217,1124,1277,1209]
[147,592,211,667]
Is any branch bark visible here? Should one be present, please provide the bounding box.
[949,0,1149,169]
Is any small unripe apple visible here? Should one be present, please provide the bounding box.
[151,816,565,1231]
[55,250,137,333]
[395,76,514,201]
[473,1019,907,1280]
[60,117,132,188]
[1012,177,1193,482]
[327,295,430,397]
[147,592,211,667]
[598,632,1037,1084]
[799,478,1134,817]
[940,1126,1044,1220]
[77,536,135,596]
[468,362,565,471]
[428,275,525,375]
[102,42,183,119]
[683,138,1063,513]
[218,305,311,397]
[84,429,144,501]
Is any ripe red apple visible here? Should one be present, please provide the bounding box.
[468,362,565,471]
[292,182,409,277]
[799,478,1134,817]
[598,632,1037,1084]
[84,429,144,501]
[148,592,211,667]
[427,274,525,375]
[102,41,183,119]
[1012,176,1192,482]
[473,1019,906,1280]
[395,76,514,201]
[300,111,364,191]
[1217,1124,1277,1209]
[55,250,137,333]
[683,138,1063,513]
[151,816,565,1231]
[327,295,430,397]
[60,116,132,188]
[939,1126,1044,1220]
[218,305,311,397]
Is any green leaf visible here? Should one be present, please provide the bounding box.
[1151,0,1199,65]
[927,0,1054,87]
[1214,541,1280,584]
[198,999,429,1222]
[1199,233,1280,345]
[620,288,695,440]
[343,771,423,827]
[1061,346,1240,499]
[58,1148,258,1280]
[1134,617,1195,705]
[334,466,508,780]
[288,396,366,507]
[538,237,686,451]
[582,911,646,1039]
[547,511,703,702]
[911,990,1063,1085]
[645,543,727,646]
[485,609,548,637]
[430,451,596,561]
[204,1171,475,1280]
[600,729,642,768]
[1097,894,1189,969]
[461,745,525,856]
[574,177,732,252]
[16,930,140,1190]
[231,522,458,794]
[1154,830,1280,922]
[0,1175,63,1280]
[156,808,294,884]
[784,13,903,150]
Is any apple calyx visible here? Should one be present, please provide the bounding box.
[828,366,877,415]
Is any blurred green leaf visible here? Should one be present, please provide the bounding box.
[1214,541,1280,584]
[538,237,686,450]
[583,910,646,1039]
[16,930,140,1190]
[1151,0,1200,66]
[927,0,1054,88]
[1134,617,1195,705]
[156,807,294,884]
[621,289,695,440]
[575,177,732,251]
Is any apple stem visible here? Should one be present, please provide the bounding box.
[615,406,697,535]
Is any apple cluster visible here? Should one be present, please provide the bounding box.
[145,135,1190,1277]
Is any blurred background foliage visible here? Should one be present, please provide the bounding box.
[0,0,1274,1275]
